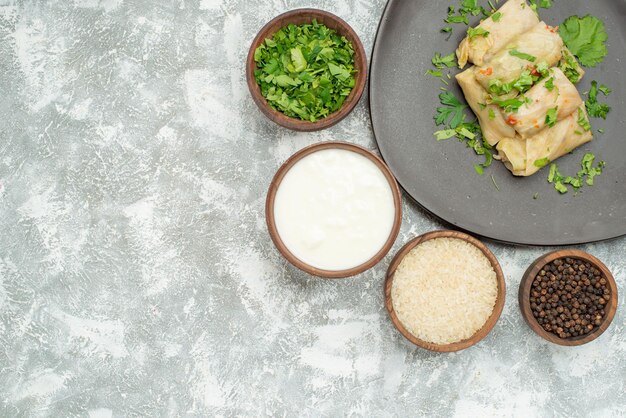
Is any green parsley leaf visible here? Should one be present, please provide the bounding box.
[599,84,612,96]
[474,164,485,175]
[468,27,490,39]
[512,71,535,93]
[577,107,592,131]
[459,0,483,16]
[530,0,553,9]
[490,96,529,113]
[432,52,457,69]
[446,14,469,24]
[488,108,496,120]
[435,91,467,129]
[509,50,537,62]
[585,81,611,119]
[545,106,558,127]
[425,69,444,77]
[491,12,502,22]
[544,77,555,92]
[441,26,453,33]
[559,15,608,67]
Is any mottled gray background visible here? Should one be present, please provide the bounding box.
[0,0,625,417]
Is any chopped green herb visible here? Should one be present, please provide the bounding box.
[534,157,551,168]
[426,69,444,77]
[544,77,555,91]
[509,50,537,62]
[490,96,529,113]
[488,108,496,120]
[434,125,477,141]
[585,81,611,119]
[559,15,608,67]
[599,84,612,96]
[441,26,453,33]
[548,164,569,194]
[578,153,606,186]
[491,12,502,22]
[558,48,583,84]
[547,154,605,194]
[529,0,553,10]
[577,107,592,131]
[598,128,605,134]
[474,164,485,175]
[468,27,490,39]
[512,72,535,93]
[554,182,568,194]
[432,52,457,69]
[253,20,357,122]
[545,106,558,127]
[446,14,469,24]
[459,0,484,16]
[488,70,539,96]
[533,192,539,200]
[434,129,457,141]
[435,91,467,129]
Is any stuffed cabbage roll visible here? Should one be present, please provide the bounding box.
[558,46,586,84]
[474,22,564,94]
[456,68,515,146]
[497,105,593,176]
[504,68,583,138]
[457,0,539,68]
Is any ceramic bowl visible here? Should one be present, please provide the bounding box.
[266,141,402,278]
[519,249,618,346]
[246,9,367,131]
[385,230,506,352]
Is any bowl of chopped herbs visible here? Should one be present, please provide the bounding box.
[246,9,367,131]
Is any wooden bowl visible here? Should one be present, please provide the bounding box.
[518,250,618,346]
[246,9,367,131]
[266,142,402,279]
[384,230,506,352]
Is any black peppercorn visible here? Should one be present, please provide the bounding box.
[530,258,611,339]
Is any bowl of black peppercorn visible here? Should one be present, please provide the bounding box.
[519,250,618,346]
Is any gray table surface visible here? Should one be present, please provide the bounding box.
[1,0,625,417]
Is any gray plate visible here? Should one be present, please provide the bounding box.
[370,0,626,246]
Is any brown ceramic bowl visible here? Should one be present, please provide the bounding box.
[246,9,367,131]
[266,142,402,278]
[384,230,506,352]
[519,250,618,346]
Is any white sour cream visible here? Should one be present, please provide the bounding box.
[273,148,396,271]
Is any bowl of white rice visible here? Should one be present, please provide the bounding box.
[384,230,505,352]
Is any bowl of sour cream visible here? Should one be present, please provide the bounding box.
[266,142,402,278]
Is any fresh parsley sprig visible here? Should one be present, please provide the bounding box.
[585,81,611,119]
